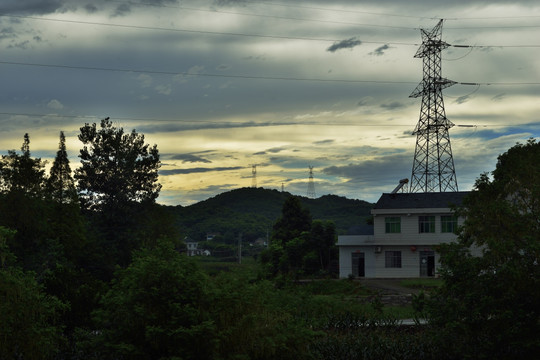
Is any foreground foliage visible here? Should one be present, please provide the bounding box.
[423,139,540,359]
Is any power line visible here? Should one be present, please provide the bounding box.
[110,0,540,23]
[0,60,417,84]
[104,0,419,30]
[1,60,539,86]
[2,13,538,49]
[0,12,414,33]
[0,112,519,129]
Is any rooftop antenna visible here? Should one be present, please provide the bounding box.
[251,165,257,188]
[307,166,316,198]
[409,19,458,193]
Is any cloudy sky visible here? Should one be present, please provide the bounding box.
[0,0,538,205]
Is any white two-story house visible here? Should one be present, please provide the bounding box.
[338,191,470,278]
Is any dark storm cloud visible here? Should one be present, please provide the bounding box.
[380,101,406,110]
[323,153,412,185]
[171,154,212,163]
[160,166,245,175]
[327,37,362,53]
[135,121,296,134]
[112,4,131,17]
[313,139,335,145]
[491,93,506,102]
[370,44,391,56]
[214,0,248,6]
[0,0,180,16]
[455,95,470,104]
[84,4,98,13]
[0,0,64,15]
[267,147,286,153]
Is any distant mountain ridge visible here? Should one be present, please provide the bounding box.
[167,187,373,242]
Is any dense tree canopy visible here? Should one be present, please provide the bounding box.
[425,139,540,359]
[261,196,337,276]
[271,196,312,247]
[92,239,216,359]
[0,133,46,196]
[75,117,161,211]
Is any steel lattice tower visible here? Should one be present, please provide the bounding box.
[251,165,257,188]
[307,166,316,198]
[409,19,458,193]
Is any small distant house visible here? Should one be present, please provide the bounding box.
[186,240,211,257]
[338,191,470,278]
[206,233,219,241]
[186,240,199,256]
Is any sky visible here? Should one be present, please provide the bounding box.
[0,0,538,206]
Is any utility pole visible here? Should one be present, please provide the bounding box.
[238,232,242,264]
[409,19,458,193]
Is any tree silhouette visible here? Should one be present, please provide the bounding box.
[0,133,46,196]
[48,131,77,204]
[75,117,161,211]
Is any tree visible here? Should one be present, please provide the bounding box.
[271,196,312,247]
[304,220,337,274]
[0,228,65,359]
[0,133,46,196]
[75,118,163,268]
[75,117,161,211]
[0,135,50,271]
[48,131,77,204]
[91,239,216,359]
[425,139,540,359]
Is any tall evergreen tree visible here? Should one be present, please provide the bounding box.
[48,131,77,204]
[0,133,46,196]
[0,134,49,270]
[271,196,312,246]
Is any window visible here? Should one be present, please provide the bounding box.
[385,217,401,233]
[419,216,435,233]
[441,215,458,233]
[385,251,402,268]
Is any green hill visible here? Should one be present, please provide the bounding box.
[167,187,373,244]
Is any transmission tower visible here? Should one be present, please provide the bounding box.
[251,165,257,188]
[307,166,316,198]
[409,19,458,193]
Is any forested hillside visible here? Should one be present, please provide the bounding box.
[169,187,373,243]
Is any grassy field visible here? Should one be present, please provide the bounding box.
[195,257,417,320]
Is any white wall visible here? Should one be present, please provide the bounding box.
[339,245,442,278]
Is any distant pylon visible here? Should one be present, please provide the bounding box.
[251,165,257,188]
[409,19,458,193]
[307,166,316,198]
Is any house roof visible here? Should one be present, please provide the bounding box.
[373,191,471,210]
[346,224,375,236]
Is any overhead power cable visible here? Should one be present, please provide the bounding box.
[1,60,539,86]
[0,14,419,45]
[109,0,540,24]
[1,14,538,48]
[0,111,507,128]
[0,60,417,84]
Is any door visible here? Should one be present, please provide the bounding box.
[420,251,435,277]
[351,252,365,277]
